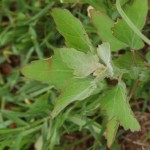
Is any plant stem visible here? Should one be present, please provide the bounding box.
[135,50,147,62]
[131,50,137,66]
[129,78,140,100]
[65,134,92,149]
[116,0,150,46]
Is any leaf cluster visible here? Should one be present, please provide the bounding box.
[1,0,150,149]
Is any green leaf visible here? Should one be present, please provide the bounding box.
[60,48,105,77]
[35,136,42,150]
[1,110,28,126]
[100,82,140,131]
[69,115,101,134]
[97,43,113,76]
[113,0,148,49]
[97,43,111,65]
[21,49,73,89]
[27,93,51,116]
[51,78,96,118]
[106,117,119,148]
[51,9,94,53]
[113,52,144,70]
[113,52,144,79]
[91,11,127,51]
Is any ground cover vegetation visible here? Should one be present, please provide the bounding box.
[0,0,150,150]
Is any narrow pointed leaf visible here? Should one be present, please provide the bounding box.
[69,115,101,134]
[100,82,140,131]
[106,117,119,148]
[52,9,94,52]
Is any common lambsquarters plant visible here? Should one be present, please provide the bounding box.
[22,0,150,148]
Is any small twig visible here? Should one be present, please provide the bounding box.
[135,50,148,62]
[131,50,137,66]
[124,137,150,147]
[65,134,92,149]
[129,78,140,100]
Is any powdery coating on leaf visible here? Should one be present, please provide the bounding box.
[97,43,113,76]
[100,82,140,131]
[97,43,111,65]
[60,48,105,77]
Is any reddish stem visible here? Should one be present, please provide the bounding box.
[129,78,140,100]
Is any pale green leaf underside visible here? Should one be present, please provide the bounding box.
[97,43,111,65]
[97,43,113,76]
[51,78,96,118]
[60,48,104,77]
[91,11,127,51]
[52,9,94,53]
[100,82,140,131]
[21,50,73,89]
[113,0,148,49]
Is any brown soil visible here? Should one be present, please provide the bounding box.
[120,112,150,150]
